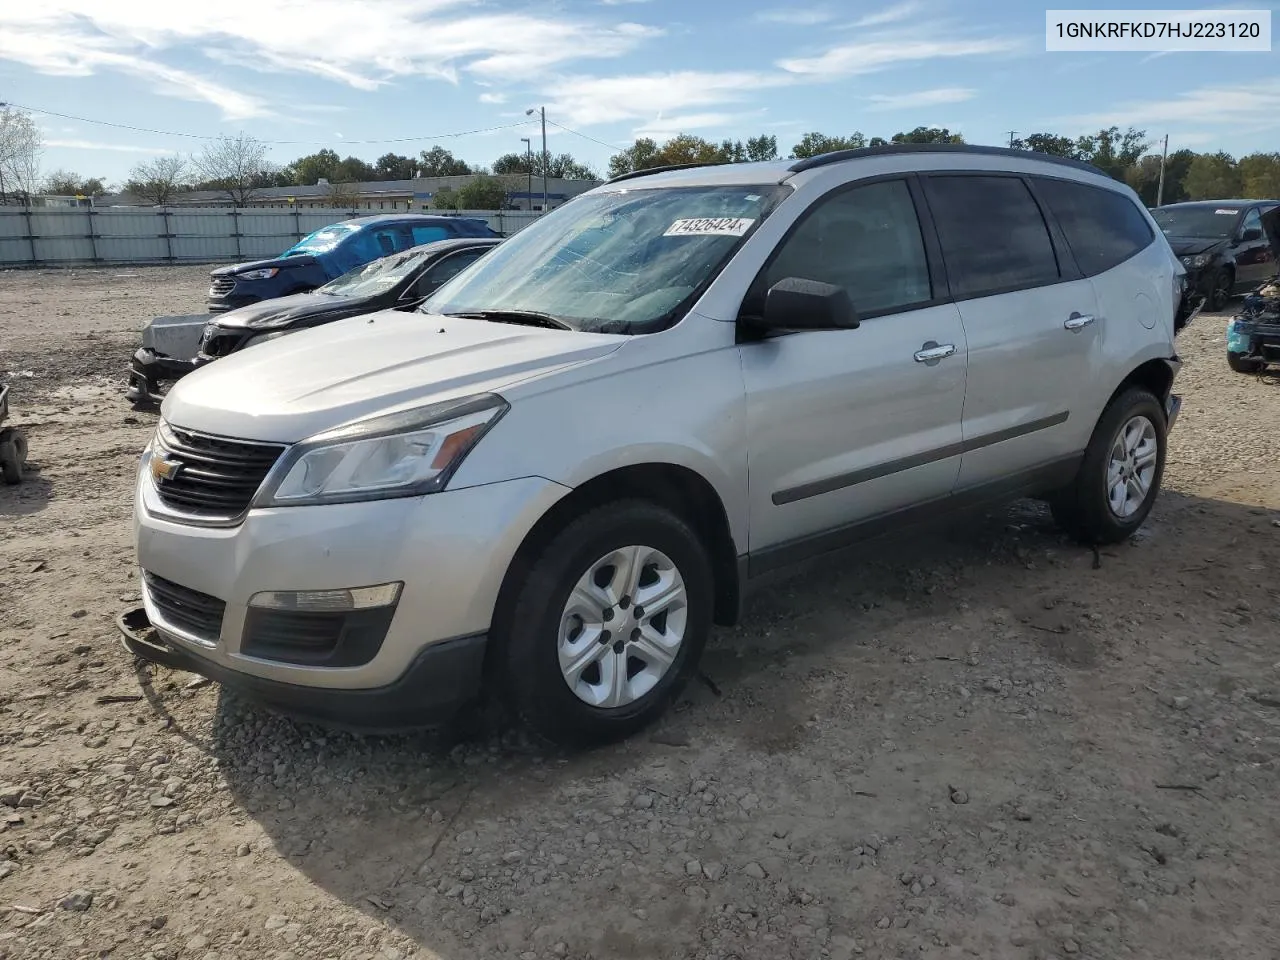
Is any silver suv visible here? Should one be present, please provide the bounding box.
[123,145,1185,745]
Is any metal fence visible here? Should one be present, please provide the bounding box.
[0,206,544,267]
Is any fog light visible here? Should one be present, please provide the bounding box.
[248,582,402,612]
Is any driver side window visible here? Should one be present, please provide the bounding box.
[759,179,933,317]
[1240,207,1263,239]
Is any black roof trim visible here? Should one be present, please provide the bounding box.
[1155,198,1280,208]
[787,143,1106,177]
[604,162,728,185]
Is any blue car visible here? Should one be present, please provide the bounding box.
[206,214,499,312]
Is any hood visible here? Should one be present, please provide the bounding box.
[213,290,363,330]
[162,310,627,442]
[210,254,318,277]
[1167,236,1227,258]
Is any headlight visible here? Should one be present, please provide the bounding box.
[238,267,280,280]
[1182,254,1209,270]
[256,394,508,507]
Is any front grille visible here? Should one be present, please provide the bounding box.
[154,425,285,518]
[242,607,396,667]
[209,275,235,297]
[145,572,225,644]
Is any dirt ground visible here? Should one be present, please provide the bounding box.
[1,265,1279,960]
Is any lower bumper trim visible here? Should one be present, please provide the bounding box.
[116,606,487,732]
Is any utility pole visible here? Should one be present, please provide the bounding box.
[1008,130,1018,149]
[520,137,533,212]
[527,106,548,212]
[1155,134,1169,208]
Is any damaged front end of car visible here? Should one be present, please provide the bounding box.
[1224,207,1280,372]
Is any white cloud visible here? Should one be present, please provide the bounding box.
[45,139,174,153]
[0,2,661,118]
[599,0,653,4]
[865,87,976,110]
[479,92,507,104]
[1058,79,1280,131]
[849,1,923,28]
[779,35,1022,79]
[754,8,834,25]
[635,110,768,139]
[543,70,788,127]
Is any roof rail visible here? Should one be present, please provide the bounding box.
[604,162,727,185]
[787,143,1106,177]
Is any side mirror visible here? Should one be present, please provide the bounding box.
[1240,227,1263,242]
[756,277,859,332]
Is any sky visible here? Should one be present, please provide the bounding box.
[1,0,1278,185]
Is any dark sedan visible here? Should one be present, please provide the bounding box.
[127,237,500,404]
[206,214,499,312]
[1152,200,1279,312]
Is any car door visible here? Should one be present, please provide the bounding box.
[1231,206,1274,291]
[400,249,487,308]
[921,173,1101,492]
[738,176,969,567]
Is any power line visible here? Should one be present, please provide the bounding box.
[4,101,536,146]
[546,119,627,152]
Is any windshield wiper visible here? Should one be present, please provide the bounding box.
[444,309,574,331]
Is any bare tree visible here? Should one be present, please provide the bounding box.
[192,134,272,205]
[0,107,43,204]
[325,180,361,211]
[125,154,190,205]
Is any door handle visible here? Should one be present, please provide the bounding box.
[1064,312,1096,331]
[914,341,957,364]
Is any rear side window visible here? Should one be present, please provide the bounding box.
[1035,178,1154,276]
[924,175,1060,299]
[412,225,451,245]
[761,178,932,316]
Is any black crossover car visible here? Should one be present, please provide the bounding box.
[1225,206,1280,373]
[128,237,501,404]
[1152,200,1279,312]
[206,214,499,312]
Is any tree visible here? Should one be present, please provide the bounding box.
[1011,133,1080,159]
[431,186,459,210]
[375,152,418,181]
[0,106,43,204]
[125,155,190,205]
[745,135,779,162]
[1074,127,1147,181]
[418,146,472,177]
[790,132,867,159]
[290,149,340,186]
[1184,152,1242,200]
[493,151,596,180]
[1239,153,1280,200]
[890,127,965,145]
[608,138,662,178]
[334,156,376,183]
[325,180,362,209]
[457,175,507,210]
[43,169,107,196]
[193,134,274,204]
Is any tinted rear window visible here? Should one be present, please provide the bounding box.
[924,175,1060,299]
[1036,178,1154,276]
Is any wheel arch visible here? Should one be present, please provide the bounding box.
[489,462,743,678]
[1108,356,1177,413]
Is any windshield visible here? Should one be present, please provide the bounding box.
[427,184,789,334]
[1152,206,1239,239]
[284,223,359,256]
[318,248,431,297]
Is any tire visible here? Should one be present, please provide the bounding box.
[499,500,714,747]
[1050,388,1166,545]
[1206,268,1233,313]
[1227,351,1263,374]
[0,430,24,485]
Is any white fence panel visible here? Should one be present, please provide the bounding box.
[0,205,547,266]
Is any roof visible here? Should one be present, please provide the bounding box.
[1156,199,1278,209]
[406,236,503,255]
[338,213,489,226]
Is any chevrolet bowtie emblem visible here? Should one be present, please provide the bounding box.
[151,457,182,482]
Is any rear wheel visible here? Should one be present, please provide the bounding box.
[1227,351,1263,374]
[1050,388,1166,545]
[0,429,26,485]
[499,500,714,746]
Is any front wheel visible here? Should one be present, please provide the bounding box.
[1206,268,1233,313]
[499,500,714,746]
[1050,388,1166,545]
[1227,351,1263,374]
[0,429,26,485]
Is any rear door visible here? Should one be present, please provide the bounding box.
[1232,206,1275,291]
[739,176,969,564]
[921,173,1100,491]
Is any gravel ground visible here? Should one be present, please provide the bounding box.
[2,266,1279,960]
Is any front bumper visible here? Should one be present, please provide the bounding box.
[117,607,486,730]
[1227,317,1280,365]
[133,464,570,698]
[127,348,198,403]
